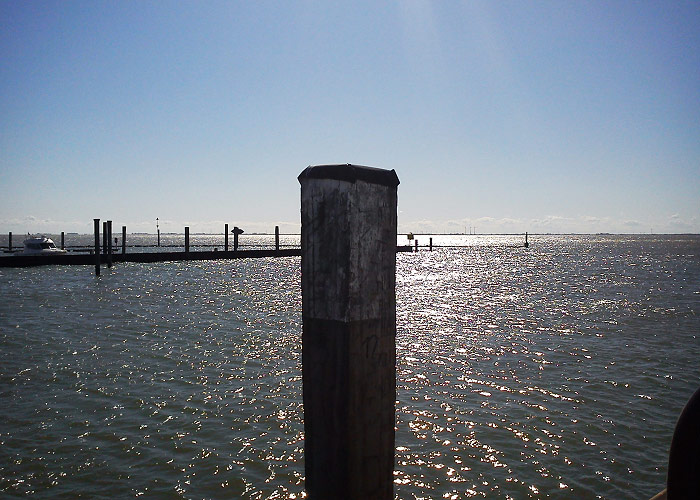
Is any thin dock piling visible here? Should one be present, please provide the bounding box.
[107,221,113,268]
[61,232,65,250]
[275,225,280,253]
[185,227,190,257]
[94,219,100,276]
[122,226,126,254]
[225,224,229,252]
[8,232,12,252]
[102,222,107,257]
[299,164,398,500]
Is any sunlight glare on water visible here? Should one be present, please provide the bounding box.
[1,235,698,499]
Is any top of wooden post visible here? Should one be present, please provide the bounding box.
[298,164,399,187]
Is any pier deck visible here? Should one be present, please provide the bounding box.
[0,246,414,268]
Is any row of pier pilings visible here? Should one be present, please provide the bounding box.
[90,220,282,276]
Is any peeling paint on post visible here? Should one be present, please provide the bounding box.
[299,164,399,500]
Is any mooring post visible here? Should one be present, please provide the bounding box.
[185,226,190,256]
[107,221,113,268]
[233,230,238,252]
[102,222,108,256]
[429,237,433,251]
[225,223,229,252]
[94,219,100,276]
[525,232,529,248]
[61,232,65,250]
[415,239,418,252]
[299,164,398,500]
[275,225,280,253]
[8,232,12,252]
[122,226,126,254]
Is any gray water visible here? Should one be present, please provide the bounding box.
[1,235,698,499]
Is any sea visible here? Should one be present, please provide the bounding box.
[1,234,698,499]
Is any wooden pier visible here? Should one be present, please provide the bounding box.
[0,246,412,268]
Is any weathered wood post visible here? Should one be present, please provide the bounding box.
[299,164,398,500]
[525,232,529,248]
[185,226,190,257]
[429,237,433,251]
[94,219,100,276]
[122,226,126,254]
[107,221,113,268]
[233,227,239,252]
[103,222,108,256]
[8,232,12,252]
[275,225,280,253]
[225,224,229,252]
[414,239,418,252]
[61,232,65,250]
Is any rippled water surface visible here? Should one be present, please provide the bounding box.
[1,235,698,499]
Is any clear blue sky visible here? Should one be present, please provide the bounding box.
[1,1,698,234]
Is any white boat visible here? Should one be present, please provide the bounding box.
[22,236,67,255]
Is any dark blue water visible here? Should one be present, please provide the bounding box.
[1,235,698,498]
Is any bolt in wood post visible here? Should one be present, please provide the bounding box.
[61,231,65,250]
[122,226,126,254]
[185,227,190,256]
[299,164,399,500]
[94,219,100,276]
[8,232,12,252]
[275,225,280,253]
[429,237,433,251]
[225,224,229,252]
[107,221,113,268]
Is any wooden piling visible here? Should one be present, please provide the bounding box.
[525,232,529,248]
[94,219,100,276]
[157,229,160,247]
[61,232,65,250]
[415,239,418,252]
[234,230,238,252]
[225,224,229,252]
[185,227,190,256]
[429,237,433,251]
[8,232,12,252]
[299,164,398,500]
[275,225,280,253]
[122,226,126,254]
[107,221,113,268]
[102,222,107,256]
